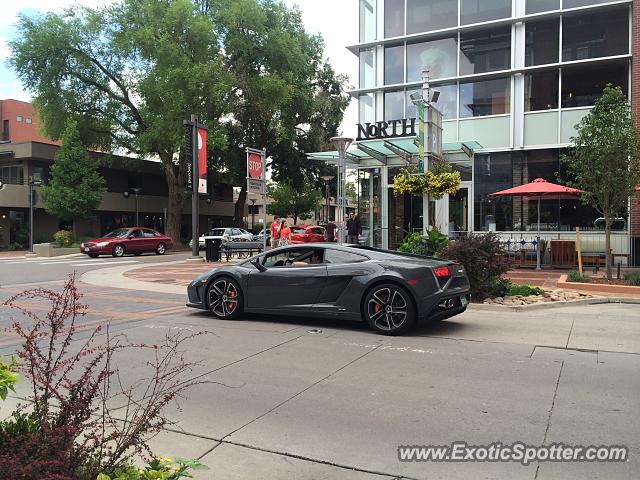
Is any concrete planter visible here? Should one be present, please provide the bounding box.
[33,243,79,257]
[557,274,640,296]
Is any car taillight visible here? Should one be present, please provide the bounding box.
[433,266,451,278]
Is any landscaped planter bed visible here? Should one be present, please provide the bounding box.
[557,274,640,295]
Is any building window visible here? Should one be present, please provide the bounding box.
[563,0,615,8]
[525,19,559,66]
[2,120,8,141]
[561,61,628,108]
[359,0,376,42]
[384,90,405,120]
[525,0,559,14]
[16,116,22,122]
[384,44,404,85]
[562,8,629,62]
[0,165,24,185]
[459,26,511,75]
[459,77,510,117]
[384,0,404,38]
[359,93,375,124]
[460,0,512,25]
[32,166,49,184]
[406,0,458,35]
[407,84,457,120]
[524,70,559,111]
[359,49,375,88]
[25,118,32,124]
[406,37,457,82]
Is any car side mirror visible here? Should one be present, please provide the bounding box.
[252,257,267,272]
[128,234,135,239]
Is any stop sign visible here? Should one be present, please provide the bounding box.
[248,153,262,179]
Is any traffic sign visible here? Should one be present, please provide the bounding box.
[248,153,262,179]
[247,178,265,194]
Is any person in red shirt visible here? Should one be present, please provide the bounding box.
[269,216,280,247]
[278,220,292,247]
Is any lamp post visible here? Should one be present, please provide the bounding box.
[28,175,42,254]
[131,187,142,226]
[330,138,353,244]
[320,175,335,223]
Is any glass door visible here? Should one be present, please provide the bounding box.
[358,169,382,247]
[449,187,469,237]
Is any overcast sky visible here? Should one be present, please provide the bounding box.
[0,0,358,138]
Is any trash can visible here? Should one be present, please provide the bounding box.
[205,238,221,262]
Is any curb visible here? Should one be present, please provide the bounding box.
[469,296,640,312]
[80,260,189,295]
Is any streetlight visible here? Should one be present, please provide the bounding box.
[330,137,353,244]
[123,188,142,226]
[320,175,334,223]
[28,175,42,254]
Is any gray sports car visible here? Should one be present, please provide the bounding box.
[186,243,471,335]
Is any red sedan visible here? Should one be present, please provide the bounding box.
[80,228,173,258]
[290,225,327,244]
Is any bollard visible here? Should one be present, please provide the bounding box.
[617,262,621,280]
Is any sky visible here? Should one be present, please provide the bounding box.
[0,0,359,137]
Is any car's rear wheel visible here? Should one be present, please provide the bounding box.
[207,277,243,320]
[364,283,415,335]
[156,243,166,255]
[88,253,99,258]
[112,244,125,257]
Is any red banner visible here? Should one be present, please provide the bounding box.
[197,127,207,194]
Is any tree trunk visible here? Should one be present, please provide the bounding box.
[605,217,612,280]
[163,160,184,245]
[234,184,247,227]
[72,220,78,243]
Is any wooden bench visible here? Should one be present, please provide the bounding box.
[221,241,264,261]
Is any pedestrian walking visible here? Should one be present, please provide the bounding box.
[324,217,337,242]
[346,212,362,244]
[278,220,292,247]
[269,216,280,247]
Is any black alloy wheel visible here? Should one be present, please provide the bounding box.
[207,277,243,319]
[364,283,416,335]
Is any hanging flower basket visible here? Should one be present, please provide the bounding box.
[392,162,461,199]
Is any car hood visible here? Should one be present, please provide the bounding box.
[83,237,119,244]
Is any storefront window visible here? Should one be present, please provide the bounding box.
[525,0,559,14]
[406,0,458,35]
[459,77,510,117]
[385,0,405,38]
[359,0,376,42]
[384,90,406,120]
[460,0,512,25]
[359,93,375,124]
[406,37,457,82]
[384,44,404,85]
[561,61,628,108]
[407,83,457,120]
[562,8,629,62]
[359,49,375,88]
[459,26,511,75]
[525,19,559,66]
[524,70,558,111]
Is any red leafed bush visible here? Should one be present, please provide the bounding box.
[0,274,211,479]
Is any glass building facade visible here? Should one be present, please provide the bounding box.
[345,0,635,256]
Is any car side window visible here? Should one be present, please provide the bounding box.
[142,230,156,238]
[325,249,368,264]
[311,228,324,235]
[129,229,143,238]
[262,249,321,268]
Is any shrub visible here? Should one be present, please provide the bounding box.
[567,270,590,283]
[623,271,640,286]
[443,233,512,300]
[507,283,545,296]
[398,229,449,257]
[0,355,19,401]
[98,457,208,479]
[490,277,512,297]
[1,275,212,479]
[53,229,73,247]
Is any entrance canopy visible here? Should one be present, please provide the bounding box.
[307,138,482,168]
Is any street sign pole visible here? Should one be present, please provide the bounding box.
[262,147,267,251]
[191,114,199,258]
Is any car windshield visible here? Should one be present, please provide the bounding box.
[103,228,131,238]
[205,228,226,236]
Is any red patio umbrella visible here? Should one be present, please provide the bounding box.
[490,178,583,270]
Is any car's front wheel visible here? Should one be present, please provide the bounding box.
[112,244,125,257]
[363,283,416,335]
[207,277,243,320]
[156,243,166,255]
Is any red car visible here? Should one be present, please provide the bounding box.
[80,227,173,258]
[290,225,327,244]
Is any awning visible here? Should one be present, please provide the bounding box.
[307,138,481,168]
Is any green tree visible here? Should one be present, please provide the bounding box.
[267,179,322,225]
[10,0,232,243]
[40,120,106,240]
[560,85,640,279]
[206,0,350,224]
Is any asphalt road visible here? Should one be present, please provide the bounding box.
[0,250,192,287]
[0,258,639,479]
